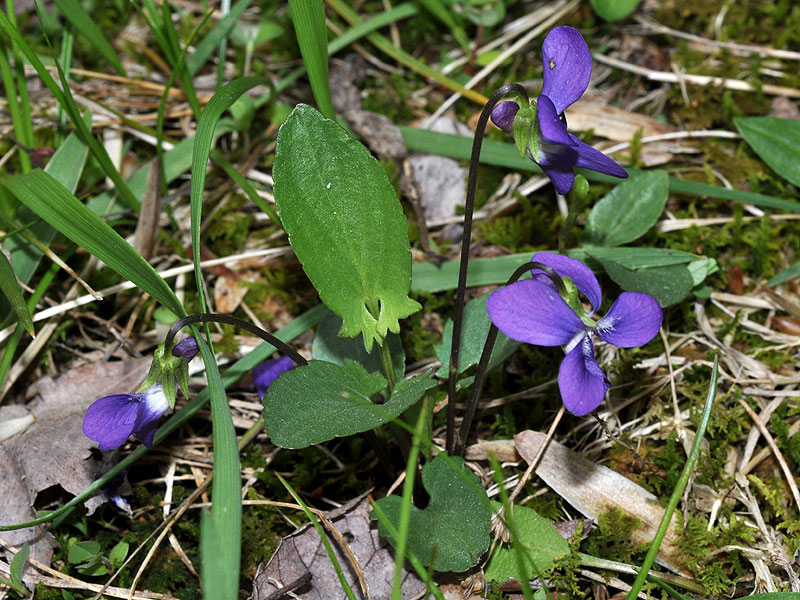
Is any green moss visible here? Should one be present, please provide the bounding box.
[546,520,586,598]
[204,195,254,257]
[581,507,646,565]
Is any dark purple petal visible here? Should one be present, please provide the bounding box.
[530,252,602,314]
[596,292,663,348]
[83,394,141,450]
[539,165,575,195]
[487,279,585,346]
[569,134,628,179]
[132,384,169,447]
[490,101,519,135]
[558,335,610,416]
[540,26,592,115]
[254,356,296,398]
[172,336,199,361]
[536,95,572,145]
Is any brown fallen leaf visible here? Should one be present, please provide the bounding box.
[514,430,687,575]
[214,274,251,314]
[565,101,677,141]
[253,494,426,600]
[0,358,151,567]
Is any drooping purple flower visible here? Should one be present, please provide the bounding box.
[83,383,169,450]
[253,356,296,399]
[491,26,627,194]
[486,253,662,415]
[171,336,199,361]
[100,471,131,513]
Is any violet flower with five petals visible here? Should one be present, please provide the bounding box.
[254,356,296,399]
[491,26,627,194]
[487,253,663,415]
[83,383,169,450]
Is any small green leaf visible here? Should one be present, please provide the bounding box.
[312,310,405,382]
[484,502,569,583]
[0,251,34,338]
[434,293,518,378]
[371,454,492,572]
[76,559,108,576]
[274,105,420,351]
[263,360,433,448]
[68,541,101,565]
[735,117,800,187]
[598,259,694,307]
[589,0,639,21]
[9,543,29,585]
[768,261,800,287]
[584,171,668,247]
[108,540,129,569]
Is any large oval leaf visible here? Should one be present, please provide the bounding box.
[736,116,800,187]
[273,104,420,350]
[584,170,668,247]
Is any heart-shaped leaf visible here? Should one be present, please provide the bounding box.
[584,171,668,247]
[273,104,421,350]
[263,360,434,448]
[371,454,492,572]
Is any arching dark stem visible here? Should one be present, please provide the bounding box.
[165,314,308,367]
[453,260,564,457]
[446,83,530,455]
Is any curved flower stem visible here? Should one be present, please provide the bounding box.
[165,313,308,367]
[454,260,565,457]
[446,83,529,455]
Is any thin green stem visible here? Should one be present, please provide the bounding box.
[379,339,397,391]
[625,356,718,600]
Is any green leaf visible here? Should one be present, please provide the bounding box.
[735,116,800,187]
[571,246,698,268]
[584,171,668,247]
[3,170,185,317]
[274,105,421,350]
[288,0,335,119]
[312,310,405,382]
[371,454,492,572]
[597,259,694,307]
[434,293,518,378]
[264,360,433,448]
[0,250,34,338]
[68,541,101,565]
[108,540,129,569]
[484,502,569,583]
[9,543,29,585]
[187,0,253,75]
[768,261,800,287]
[589,0,639,21]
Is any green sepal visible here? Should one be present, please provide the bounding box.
[176,362,190,401]
[560,276,595,327]
[512,101,539,161]
[138,344,166,392]
[161,370,177,410]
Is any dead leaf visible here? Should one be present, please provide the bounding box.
[253,494,426,600]
[0,358,151,567]
[214,275,251,314]
[514,430,687,575]
[565,101,677,141]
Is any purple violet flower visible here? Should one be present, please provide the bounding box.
[83,383,169,450]
[254,356,296,399]
[491,26,628,194]
[171,336,199,361]
[487,253,663,416]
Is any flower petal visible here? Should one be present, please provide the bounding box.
[530,252,602,314]
[132,384,169,447]
[570,134,628,179]
[172,336,199,361]
[490,101,519,135]
[540,165,575,195]
[254,356,297,398]
[487,279,585,346]
[558,336,610,416]
[540,26,592,115]
[596,292,663,348]
[83,394,140,450]
[536,95,572,145]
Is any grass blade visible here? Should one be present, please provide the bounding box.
[51,0,125,75]
[625,355,719,600]
[187,0,253,76]
[0,251,34,338]
[288,0,335,118]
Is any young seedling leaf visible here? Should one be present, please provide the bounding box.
[371,454,492,572]
[312,309,405,381]
[68,541,101,564]
[9,543,29,586]
[263,360,433,448]
[434,293,519,378]
[273,104,421,351]
[484,502,569,583]
[584,170,669,247]
[735,116,800,187]
[589,0,639,21]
